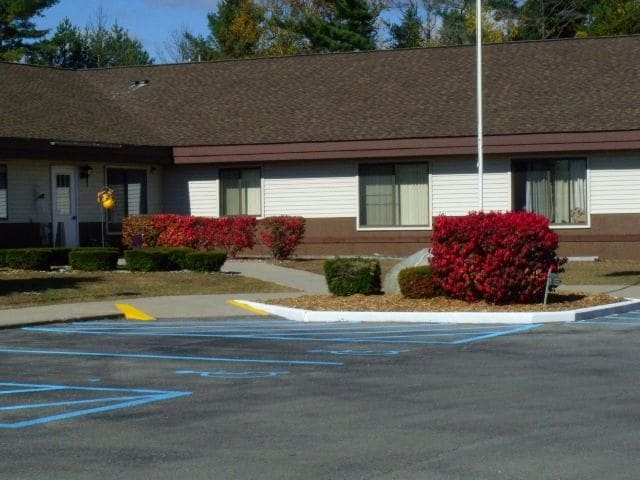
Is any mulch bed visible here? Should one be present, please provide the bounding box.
[266,292,625,312]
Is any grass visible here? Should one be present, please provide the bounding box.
[0,269,293,309]
[562,260,640,285]
[3,258,639,310]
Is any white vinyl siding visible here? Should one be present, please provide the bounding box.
[263,161,357,218]
[590,153,640,214]
[431,158,478,216]
[162,165,218,216]
[482,157,511,212]
[187,179,218,216]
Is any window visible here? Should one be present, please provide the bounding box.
[359,162,429,228]
[0,165,6,220]
[219,167,261,216]
[106,168,147,232]
[512,158,587,225]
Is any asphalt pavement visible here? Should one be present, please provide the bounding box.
[0,259,639,328]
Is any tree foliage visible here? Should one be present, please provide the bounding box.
[389,1,424,48]
[581,0,640,35]
[292,0,379,52]
[0,0,58,61]
[29,12,152,68]
[208,0,266,58]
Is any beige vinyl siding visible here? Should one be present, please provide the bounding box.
[590,152,640,214]
[162,165,218,216]
[431,158,478,216]
[263,161,357,218]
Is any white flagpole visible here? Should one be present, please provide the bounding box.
[476,0,484,212]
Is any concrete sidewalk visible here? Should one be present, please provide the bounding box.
[0,259,638,328]
[0,260,327,328]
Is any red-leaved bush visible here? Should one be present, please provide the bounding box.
[260,216,306,260]
[122,214,257,258]
[430,211,566,304]
[121,215,160,248]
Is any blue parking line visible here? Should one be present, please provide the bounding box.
[23,322,536,345]
[0,347,343,366]
[451,324,542,344]
[0,382,190,429]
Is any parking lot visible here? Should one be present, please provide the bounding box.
[2,313,640,479]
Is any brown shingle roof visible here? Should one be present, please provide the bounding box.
[2,35,639,148]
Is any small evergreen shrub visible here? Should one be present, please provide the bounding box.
[163,247,195,270]
[324,257,382,296]
[430,211,566,304]
[50,248,71,266]
[185,250,227,272]
[69,248,119,271]
[125,248,171,272]
[398,265,439,299]
[260,216,306,260]
[0,250,6,267]
[4,248,54,270]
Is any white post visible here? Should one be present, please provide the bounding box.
[476,0,484,212]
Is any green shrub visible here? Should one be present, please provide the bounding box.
[324,257,382,296]
[398,265,439,299]
[4,248,54,270]
[124,248,171,272]
[163,247,195,270]
[50,248,71,266]
[69,248,119,271]
[185,250,227,272]
[0,250,6,267]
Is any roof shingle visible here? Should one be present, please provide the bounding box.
[2,35,639,148]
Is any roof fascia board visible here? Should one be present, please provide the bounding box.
[173,130,640,164]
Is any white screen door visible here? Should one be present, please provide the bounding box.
[51,166,79,247]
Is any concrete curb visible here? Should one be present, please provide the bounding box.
[231,298,640,324]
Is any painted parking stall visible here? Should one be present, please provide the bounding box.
[576,308,640,326]
[23,319,542,345]
[2,317,541,428]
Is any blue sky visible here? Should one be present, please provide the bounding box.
[35,0,218,62]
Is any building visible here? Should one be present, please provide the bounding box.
[2,35,640,258]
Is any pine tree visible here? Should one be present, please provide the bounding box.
[0,0,58,61]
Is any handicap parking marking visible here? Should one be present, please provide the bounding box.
[576,309,640,326]
[176,370,290,379]
[23,320,542,346]
[308,349,409,356]
[0,381,190,429]
[0,346,343,367]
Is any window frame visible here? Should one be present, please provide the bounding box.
[357,161,431,231]
[511,156,590,229]
[0,164,7,220]
[105,167,148,234]
[218,166,263,217]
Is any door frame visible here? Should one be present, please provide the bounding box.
[50,165,79,247]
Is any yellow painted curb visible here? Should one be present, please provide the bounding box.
[115,303,156,321]
[227,300,269,316]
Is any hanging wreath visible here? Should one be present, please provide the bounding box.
[96,187,116,209]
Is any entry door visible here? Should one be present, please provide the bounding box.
[51,166,79,247]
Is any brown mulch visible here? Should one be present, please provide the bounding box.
[266,292,624,312]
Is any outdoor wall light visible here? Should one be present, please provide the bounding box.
[79,164,93,186]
